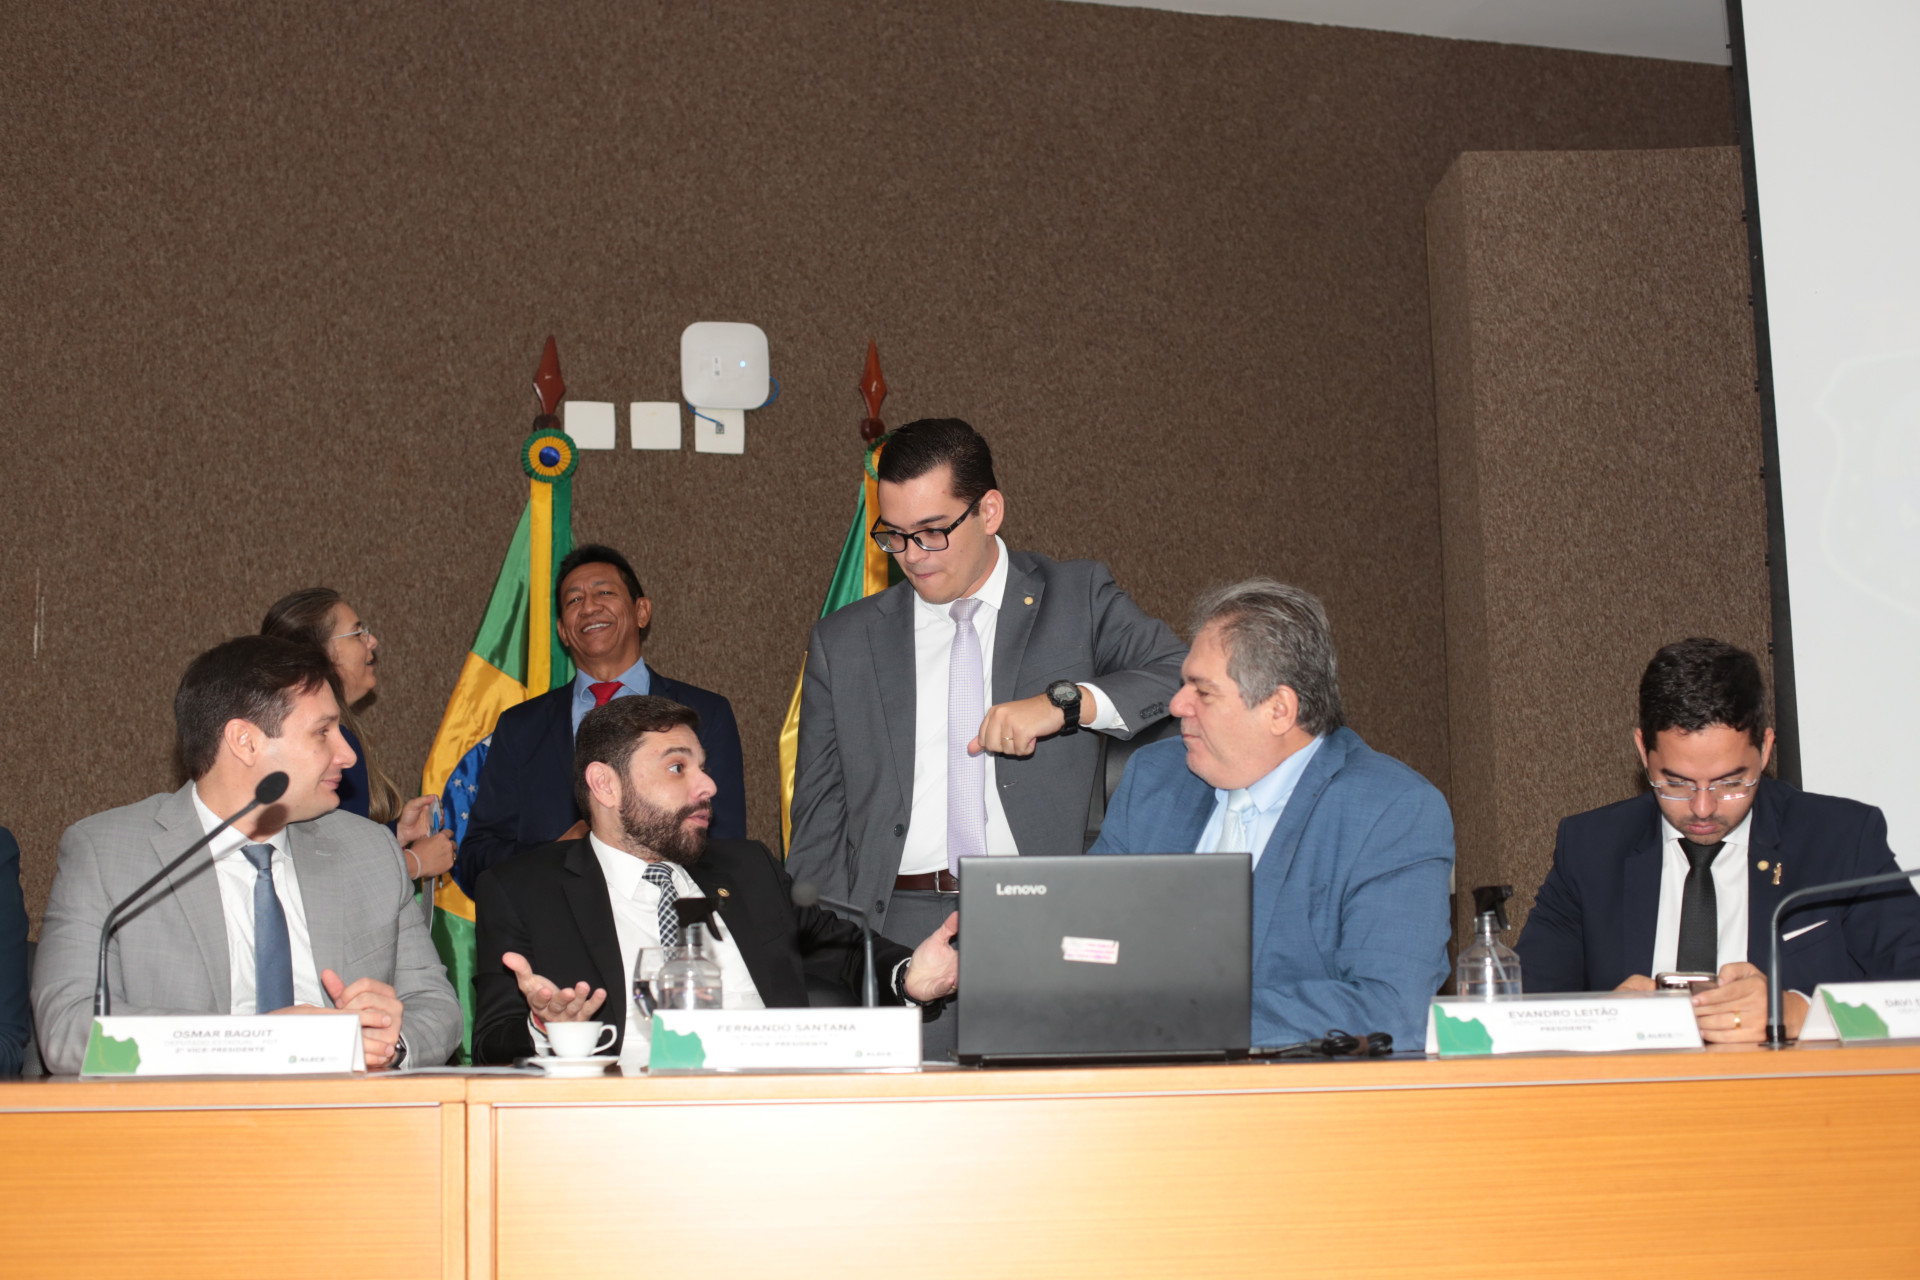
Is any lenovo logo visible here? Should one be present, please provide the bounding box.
[995,883,1047,896]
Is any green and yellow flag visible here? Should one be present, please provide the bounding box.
[424,421,578,1060]
[778,436,897,853]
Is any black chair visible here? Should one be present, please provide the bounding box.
[1082,714,1181,849]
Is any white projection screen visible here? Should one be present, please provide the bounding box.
[1741,0,1920,864]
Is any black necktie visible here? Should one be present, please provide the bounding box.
[1675,840,1723,973]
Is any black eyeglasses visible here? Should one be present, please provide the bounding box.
[869,498,980,554]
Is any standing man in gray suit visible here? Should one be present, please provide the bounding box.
[32,635,461,1074]
[787,418,1185,1057]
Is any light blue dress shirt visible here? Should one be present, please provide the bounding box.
[568,656,652,736]
[1194,736,1325,867]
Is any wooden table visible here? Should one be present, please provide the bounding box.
[0,1074,467,1280]
[468,1044,1920,1279]
[7,1045,1920,1279]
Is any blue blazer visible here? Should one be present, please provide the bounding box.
[1517,778,1920,994]
[1,826,31,1076]
[1090,728,1455,1050]
[456,672,746,894]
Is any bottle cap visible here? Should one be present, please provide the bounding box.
[1471,884,1515,932]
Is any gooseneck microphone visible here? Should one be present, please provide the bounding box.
[792,881,878,1008]
[93,771,290,1017]
[1766,863,1920,1046]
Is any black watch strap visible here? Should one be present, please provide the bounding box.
[1047,680,1082,735]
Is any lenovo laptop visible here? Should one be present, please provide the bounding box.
[954,854,1251,1065]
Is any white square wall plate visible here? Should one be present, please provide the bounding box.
[693,407,745,454]
[680,321,769,410]
[564,400,617,450]
[630,402,682,450]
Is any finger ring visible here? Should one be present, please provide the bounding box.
[1734,1012,1742,1028]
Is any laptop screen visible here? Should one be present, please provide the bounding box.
[955,854,1251,1063]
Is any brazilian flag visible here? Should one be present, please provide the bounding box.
[778,436,899,853]
[423,422,577,1060]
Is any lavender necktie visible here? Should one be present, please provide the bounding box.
[947,596,987,878]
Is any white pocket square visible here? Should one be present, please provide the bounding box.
[1783,919,1829,942]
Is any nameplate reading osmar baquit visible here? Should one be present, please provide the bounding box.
[1425,993,1703,1056]
[81,1014,364,1077]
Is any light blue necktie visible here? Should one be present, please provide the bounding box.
[241,843,295,1013]
[947,596,987,878]
[1213,789,1254,854]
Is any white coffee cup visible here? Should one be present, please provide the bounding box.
[544,1020,617,1058]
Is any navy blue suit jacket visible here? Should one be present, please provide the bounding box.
[1517,778,1920,994]
[1,827,31,1076]
[1090,729,1455,1051]
[456,672,746,894]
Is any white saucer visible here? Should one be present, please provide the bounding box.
[532,1055,616,1078]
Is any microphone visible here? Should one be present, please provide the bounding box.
[792,880,878,1008]
[93,771,290,1017]
[1766,863,1920,1045]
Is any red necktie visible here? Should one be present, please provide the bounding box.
[589,681,622,707]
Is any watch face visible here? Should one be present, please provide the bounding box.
[1049,681,1079,705]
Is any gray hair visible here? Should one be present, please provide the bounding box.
[1189,578,1344,735]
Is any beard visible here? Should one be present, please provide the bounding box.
[617,785,711,867]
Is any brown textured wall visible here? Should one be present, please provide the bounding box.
[1428,148,1770,952]
[0,0,1733,928]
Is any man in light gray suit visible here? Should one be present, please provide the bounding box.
[32,635,460,1074]
[787,418,1185,1057]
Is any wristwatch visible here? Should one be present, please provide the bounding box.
[1045,680,1082,736]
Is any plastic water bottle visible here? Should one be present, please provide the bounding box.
[652,923,723,1010]
[1456,884,1522,999]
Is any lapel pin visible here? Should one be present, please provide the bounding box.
[717,887,731,899]
[1024,595,1034,605]
[1773,862,1784,886]
[1757,860,1769,871]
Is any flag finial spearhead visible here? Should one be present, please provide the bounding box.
[859,340,887,443]
[533,336,566,416]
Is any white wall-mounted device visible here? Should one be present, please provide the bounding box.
[680,321,770,410]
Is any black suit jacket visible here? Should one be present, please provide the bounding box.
[470,837,912,1063]
[1517,779,1920,994]
[456,671,746,894]
[0,827,29,1076]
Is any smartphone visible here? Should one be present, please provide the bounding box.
[1654,971,1718,992]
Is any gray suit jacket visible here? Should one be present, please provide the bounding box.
[787,549,1185,936]
[31,784,462,1075]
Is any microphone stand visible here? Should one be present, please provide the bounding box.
[1766,864,1920,1046]
[793,884,878,1007]
[94,774,288,1017]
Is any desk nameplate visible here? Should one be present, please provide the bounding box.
[1426,992,1703,1056]
[1799,981,1920,1042]
[648,1007,920,1073]
[81,1014,364,1077]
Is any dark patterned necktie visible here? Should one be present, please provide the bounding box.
[1676,840,1723,973]
[644,862,680,947]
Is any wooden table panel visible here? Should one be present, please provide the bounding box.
[0,1076,466,1280]
[474,1046,1920,1279]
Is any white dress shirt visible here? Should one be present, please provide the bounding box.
[1193,736,1325,868]
[531,834,765,1063]
[1650,810,1754,974]
[191,786,325,1015]
[899,537,1124,875]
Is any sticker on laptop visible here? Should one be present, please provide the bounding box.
[1061,936,1119,964]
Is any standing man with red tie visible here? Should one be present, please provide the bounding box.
[458,545,746,893]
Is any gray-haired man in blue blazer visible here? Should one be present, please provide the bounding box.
[1091,580,1454,1050]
